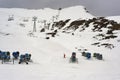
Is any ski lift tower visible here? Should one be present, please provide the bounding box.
[32,16,37,32]
[57,8,62,21]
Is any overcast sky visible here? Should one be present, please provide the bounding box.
[0,0,120,16]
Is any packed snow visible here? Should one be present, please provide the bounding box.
[0,6,120,80]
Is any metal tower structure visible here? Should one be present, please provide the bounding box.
[32,16,37,32]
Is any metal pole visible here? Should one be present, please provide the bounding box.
[32,16,37,32]
[57,8,62,21]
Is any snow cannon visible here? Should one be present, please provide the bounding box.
[19,53,31,64]
[82,52,86,57]
[96,54,103,60]
[93,53,97,57]
[0,51,11,64]
[72,52,76,57]
[12,51,20,59]
[93,53,103,60]
[25,53,31,61]
[86,52,91,59]
[69,52,78,63]
[19,54,28,64]
[1,51,10,60]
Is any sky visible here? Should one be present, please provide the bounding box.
[0,0,120,16]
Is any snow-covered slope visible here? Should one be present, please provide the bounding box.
[0,6,120,80]
[0,6,94,20]
[59,6,94,20]
[106,16,120,23]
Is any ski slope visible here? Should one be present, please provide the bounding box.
[0,31,120,80]
[0,6,120,80]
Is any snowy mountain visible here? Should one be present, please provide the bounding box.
[0,5,120,80]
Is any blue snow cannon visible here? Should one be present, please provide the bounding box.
[20,55,25,62]
[25,53,31,61]
[19,54,28,64]
[1,52,6,59]
[12,51,19,59]
[1,51,11,64]
[1,52,10,60]
[86,52,91,59]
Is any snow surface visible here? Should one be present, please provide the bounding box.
[0,6,120,80]
[106,16,120,23]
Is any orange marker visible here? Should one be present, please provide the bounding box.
[64,53,66,58]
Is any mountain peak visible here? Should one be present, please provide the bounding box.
[59,5,94,20]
